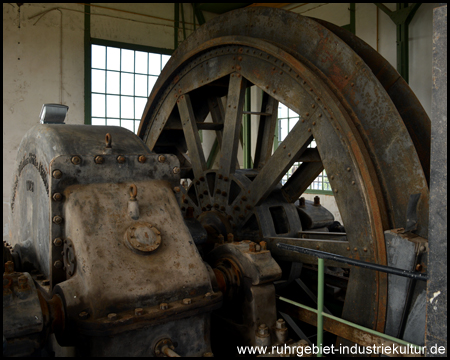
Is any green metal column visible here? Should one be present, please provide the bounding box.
[174,3,179,49]
[84,4,91,124]
[317,258,324,357]
[243,88,252,168]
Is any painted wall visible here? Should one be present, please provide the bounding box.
[3,3,437,242]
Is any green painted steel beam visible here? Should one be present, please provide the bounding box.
[84,4,91,124]
[174,3,179,49]
[193,3,206,26]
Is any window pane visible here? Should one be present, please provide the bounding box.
[148,76,157,95]
[106,71,120,94]
[148,53,160,75]
[161,54,170,70]
[121,49,134,72]
[106,47,120,71]
[289,108,299,117]
[121,119,134,133]
[134,120,140,134]
[106,118,120,126]
[92,69,105,93]
[121,73,134,96]
[135,75,147,97]
[121,96,134,119]
[135,51,148,74]
[289,117,298,131]
[92,45,105,69]
[280,118,288,141]
[135,97,147,119]
[92,118,105,126]
[278,103,288,119]
[106,95,120,118]
[92,94,105,117]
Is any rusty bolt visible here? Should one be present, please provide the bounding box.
[160,303,168,310]
[258,324,269,335]
[79,311,89,320]
[415,264,423,272]
[299,197,306,207]
[221,191,227,197]
[53,193,63,201]
[223,176,229,182]
[107,313,117,321]
[182,298,192,305]
[249,242,256,252]
[52,169,62,179]
[352,181,356,185]
[218,234,225,244]
[173,167,180,174]
[316,245,320,250]
[308,128,311,132]
[117,155,125,164]
[94,155,104,164]
[347,167,351,172]
[276,318,286,329]
[347,247,350,251]
[53,215,63,224]
[18,275,28,289]
[419,245,426,252]
[71,156,81,165]
[218,174,223,179]
[158,155,166,163]
[135,308,144,316]
[260,241,267,250]
[53,238,63,247]
[138,155,147,163]
[354,247,358,251]
[42,280,50,286]
[314,196,320,206]
[174,187,181,193]
[363,247,368,252]
[54,260,63,269]
[242,196,247,201]
[227,233,234,243]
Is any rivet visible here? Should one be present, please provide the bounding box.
[135,308,144,316]
[196,180,200,185]
[71,156,81,165]
[364,248,368,252]
[305,113,309,116]
[160,303,168,310]
[200,176,205,181]
[173,167,180,174]
[347,247,350,251]
[345,75,348,79]
[221,191,227,197]
[352,181,356,185]
[117,155,125,163]
[138,155,147,163]
[207,204,212,209]
[53,238,63,247]
[283,145,286,149]
[216,189,221,194]
[351,83,355,87]
[108,313,117,321]
[313,122,316,126]
[312,104,315,108]
[308,128,311,132]
[205,292,212,298]
[236,65,241,70]
[288,153,291,157]
[174,187,181,193]
[347,167,351,172]
[94,155,104,164]
[242,196,247,201]
[182,298,192,305]
[223,176,229,182]
[330,175,334,180]
[218,174,223,179]
[52,170,62,179]
[318,114,322,117]
[354,247,358,251]
[53,193,63,201]
[301,119,305,123]
[273,89,276,93]
[246,204,252,210]
[203,190,208,195]
[158,155,166,163]
[335,189,338,193]
[316,245,320,250]
[54,260,63,269]
[53,215,63,224]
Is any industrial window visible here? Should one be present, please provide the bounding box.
[89,44,170,134]
[276,103,332,194]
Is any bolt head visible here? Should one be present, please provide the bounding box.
[52,170,62,179]
[160,303,168,310]
[158,155,166,163]
[53,238,63,247]
[53,193,63,201]
[258,324,269,335]
[276,319,286,329]
[71,156,81,165]
[94,155,104,164]
[138,155,147,163]
[18,275,28,284]
[205,292,212,298]
[174,186,181,193]
[53,215,63,224]
[79,311,89,319]
[182,298,192,305]
[107,313,117,321]
[135,308,144,316]
[173,167,180,174]
[54,260,63,269]
[117,155,125,163]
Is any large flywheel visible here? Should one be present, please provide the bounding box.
[138,6,429,341]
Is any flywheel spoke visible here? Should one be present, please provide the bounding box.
[177,94,207,179]
[218,74,247,178]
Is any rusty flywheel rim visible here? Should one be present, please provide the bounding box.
[138,7,430,336]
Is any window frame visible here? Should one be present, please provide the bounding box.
[85,38,174,131]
